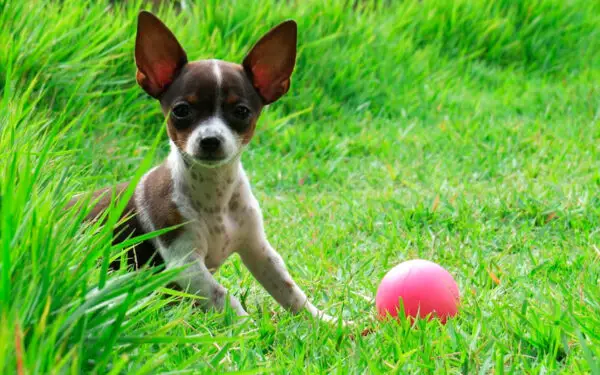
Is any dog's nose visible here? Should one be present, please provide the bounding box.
[199,136,222,153]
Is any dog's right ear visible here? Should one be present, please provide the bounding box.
[135,11,188,98]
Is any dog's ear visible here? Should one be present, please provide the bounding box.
[243,20,297,105]
[135,11,188,98]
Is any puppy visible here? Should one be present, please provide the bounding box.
[73,11,341,323]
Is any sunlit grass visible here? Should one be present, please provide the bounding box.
[1,0,599,372]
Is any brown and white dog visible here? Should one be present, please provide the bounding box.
[75,11,341,323]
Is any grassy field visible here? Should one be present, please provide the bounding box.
[1,0,599,373]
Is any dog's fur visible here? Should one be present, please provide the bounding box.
[72,11,339,322]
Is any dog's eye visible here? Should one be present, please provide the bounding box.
[233,105,251,120]
[171,102,191,119]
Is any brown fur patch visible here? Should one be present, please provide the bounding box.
[224,93,240,104]
[167,117,194,151]
[141,164,185,246]
[242,118,258,144]
[218,61,263,142]
[185,94,198,104]
[68,164,187,271]
[67,183,165,270]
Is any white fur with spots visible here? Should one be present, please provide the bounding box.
[133,140,342,323]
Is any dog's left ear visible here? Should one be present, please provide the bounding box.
[243,20,297,105]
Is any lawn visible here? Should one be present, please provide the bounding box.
[1,0,599,373]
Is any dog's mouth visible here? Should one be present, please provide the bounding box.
[195,154,228,165]
[175,139,246,169]
[180,150,234,168]
[196,151,227,161]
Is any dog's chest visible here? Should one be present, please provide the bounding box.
[193,210,239,270]
[162,158,260,271]
[174,185,253,271]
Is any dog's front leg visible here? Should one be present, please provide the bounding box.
[238,237,341,324]
[169,253,248,316]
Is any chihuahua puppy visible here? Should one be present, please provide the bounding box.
[75,11,340,323]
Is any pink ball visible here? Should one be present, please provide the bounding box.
[375,259,460,323]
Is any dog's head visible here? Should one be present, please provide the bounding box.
[135,11,296,167]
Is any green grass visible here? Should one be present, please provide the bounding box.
[1,0,599,373]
